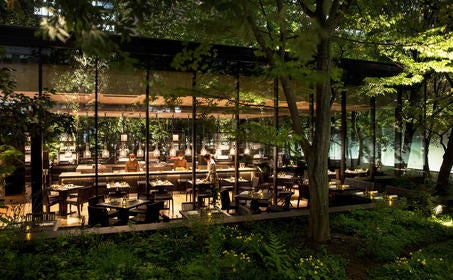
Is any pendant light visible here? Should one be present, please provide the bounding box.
[169,146,177,157]
[83,142,91,158]
[200,144,207,156]
[101,143,110,158]
[244,145,251,155]
[229,145,236,156]
[153,142,160,157]
[184,115,191,156]
[136,144,144,158]
[184,144,192,156]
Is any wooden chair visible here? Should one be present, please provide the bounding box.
[88,195,118,217]
[196,183,213,208]
[178,178,193,201]
[42,187,59,213]
[87,206,121,227]
[220,189,231,212]
[67,186,94,217]
[130,201,164,224]
[136,180,149,200]
[151,187,174,213]
[267,191,292,212]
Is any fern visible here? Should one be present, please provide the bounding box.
[252,232,295,279]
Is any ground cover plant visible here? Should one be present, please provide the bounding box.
[0,204,451,279]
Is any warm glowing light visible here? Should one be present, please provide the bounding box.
[102,144,110,158]
[200,145,207,156]
[153,147,160,157]
[229,145,236,156]
[185,145,192,156]
[136,145,144,158]
[169,147,177,157]
[244,146,250,155]
[64,150,73,158]
[119,148,127,157]
[83,143,91,158]
[120,134,128,142]
[433,204,444,216]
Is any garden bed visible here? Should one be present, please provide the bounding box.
[1,204,451,279]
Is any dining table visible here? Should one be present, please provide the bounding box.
[149,179,174,192]
[188,179,214,191]
[345,169,368,177]
[179,207,231,219]
[235,190,273,213]
[97,198,149,223]
[106,181,131,197]
[49,184,84,216]
[221,177,251,191]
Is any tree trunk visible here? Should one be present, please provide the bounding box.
[436,128,453,195]
[306,35,332,243]
[423,137,431,183]
[394,89,403,175]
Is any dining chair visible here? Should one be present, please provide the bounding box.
[136,180,149,200]
[177,178,192,201]
[196,184,213,208]
[67,186,94,217]
[296,182,310,208]
[220,189,231,212]
[88,195,119,217]
[130,201,164,224]
[42,187,59,213]
[151,187,174,213]
[88,206,118,227]
[267,191,293,212]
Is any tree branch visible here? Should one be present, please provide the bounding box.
[296,0,316,18]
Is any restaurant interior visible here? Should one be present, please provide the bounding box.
[1,25,405,230]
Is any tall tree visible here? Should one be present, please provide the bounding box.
[190,0,351,242]
[348,0,453,188]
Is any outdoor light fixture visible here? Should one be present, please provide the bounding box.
[120,134,128,142]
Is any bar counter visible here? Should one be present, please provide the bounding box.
[59,167,256,193]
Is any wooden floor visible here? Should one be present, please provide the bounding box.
[1,186,308,229]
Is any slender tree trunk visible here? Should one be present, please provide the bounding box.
[423,137,432,182]
[436,128,453,195]
[306,35,332,243]
[394,89,403,175]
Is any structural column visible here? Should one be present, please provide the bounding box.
[31,48,43,215]
[340,91,347,184]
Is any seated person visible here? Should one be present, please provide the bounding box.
[173,151,188,170]
[125,153,140,172]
